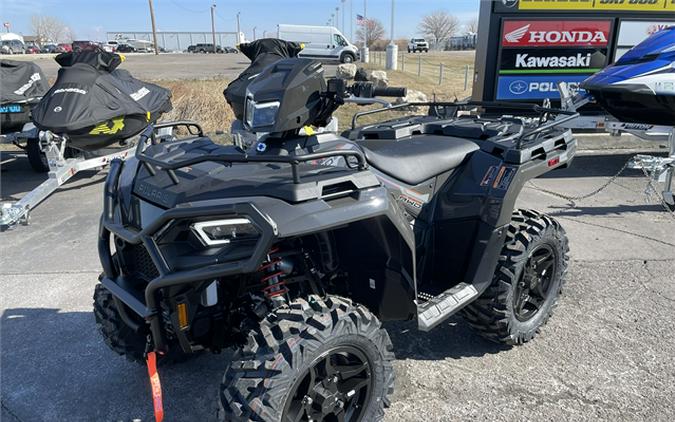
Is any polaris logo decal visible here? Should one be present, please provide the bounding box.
[13,72,42,96]
[502,20,611,47]
[509,80,528,95]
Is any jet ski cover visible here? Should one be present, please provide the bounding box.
[32,51,172,151]
[581,27,675,125]
[224,38,303,120]
[1,59,49,104]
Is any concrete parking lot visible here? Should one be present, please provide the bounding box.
[1,141,674,421]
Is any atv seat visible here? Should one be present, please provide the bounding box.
[359,135,479,185]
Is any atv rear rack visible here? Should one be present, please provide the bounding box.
[135,123,369,184]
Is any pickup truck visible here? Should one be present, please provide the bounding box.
[408,38,429,53]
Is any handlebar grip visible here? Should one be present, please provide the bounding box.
[372,87,407,98]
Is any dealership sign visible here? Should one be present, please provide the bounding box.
[500,48,608,74]
[502,20,611,47]
[514,0,675,11]
[496,75,588,100]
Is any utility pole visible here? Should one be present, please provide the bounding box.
[335,7,339,28]
[385,0,397,70]
[148,0,159,55]
[236,12,241,44]
[364,0,367,18]
[253,27,257,40]
[210,2,217,53]
[350,0,353,41]
[390,0,395,43]
[341,0,346,34]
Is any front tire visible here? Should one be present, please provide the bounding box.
[93,283,192,364]
[341,53,355,63]
[219,295,395,422]
[461,209,569,345]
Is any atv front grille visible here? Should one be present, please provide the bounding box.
[117,241,160,281]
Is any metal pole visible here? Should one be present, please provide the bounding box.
[350,0,353,40]
[401,52,404,71]
[389,0,394,43]
[161,32,166,51]
[236,12,241,44]
[417,54,421,76]
[253,27,257,41]
[211,3,217,53]
[148,0,159,55]
[464,65,469,91]
[342,0,346,34]
[335,7,339,28]
[364,0,367,18]
[439,63,443,85]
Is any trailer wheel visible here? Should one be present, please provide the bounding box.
[461,209,569,345]
[26,137,49,173]
[219,295,395,422]
[93,283,192,365]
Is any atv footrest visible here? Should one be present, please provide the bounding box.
[417,283,478,331]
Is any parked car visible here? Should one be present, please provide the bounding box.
[188,43,224,53]
[115,43,136,53]
[0,40,26,55]
[41,43,58,53]
[408,38,429,53]
[223,46,238,53]
[72,40,99,53]
[278,24,359,63]
[25,43,41,54]
[55,43,72,53]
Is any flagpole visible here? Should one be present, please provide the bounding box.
[350,0,353,41]
[364,0,367,18]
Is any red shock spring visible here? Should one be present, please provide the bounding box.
[259,248,288,299]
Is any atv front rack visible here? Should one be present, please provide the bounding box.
[135,123,369,184]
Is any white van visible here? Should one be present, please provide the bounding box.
[278,24,359,63]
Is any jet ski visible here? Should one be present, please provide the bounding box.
[32,51,172,151]
[581,26,675,126]
[0,59,49,133]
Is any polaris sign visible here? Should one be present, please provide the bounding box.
[496,75,588,100]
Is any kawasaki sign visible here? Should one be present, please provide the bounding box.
[472,0,675,105]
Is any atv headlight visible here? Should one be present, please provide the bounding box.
[245,98,280,129]
[191,218,259,246]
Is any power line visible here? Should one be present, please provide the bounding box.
[167,0,208,14]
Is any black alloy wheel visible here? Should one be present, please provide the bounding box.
[283,345,373,422]
[513,244,556,322]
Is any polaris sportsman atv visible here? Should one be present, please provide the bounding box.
[94,55,577,421]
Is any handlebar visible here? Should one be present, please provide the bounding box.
[373,86,407,98]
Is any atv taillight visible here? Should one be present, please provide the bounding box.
[548,157,560,167]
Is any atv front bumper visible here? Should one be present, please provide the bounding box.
[98,159,278,351]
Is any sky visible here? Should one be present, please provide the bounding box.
[1,0,480,42]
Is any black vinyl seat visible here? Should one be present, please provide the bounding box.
[359,135,479,185]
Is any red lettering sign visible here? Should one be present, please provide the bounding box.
[502,20,612,47]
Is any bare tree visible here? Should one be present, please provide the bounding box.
[418,11,461,48]
[356,18,385,48]
[465,16,479,34]
[31,15,72,43]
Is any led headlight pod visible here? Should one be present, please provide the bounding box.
[191,218,259,246]
[245,97,280,129]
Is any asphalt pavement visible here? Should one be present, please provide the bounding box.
[1,141,674,421]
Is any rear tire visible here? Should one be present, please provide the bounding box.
[26,137,49,173]
[461,209,569,345]
[219,295,395,422]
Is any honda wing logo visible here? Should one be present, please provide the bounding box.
[505,24,530,43]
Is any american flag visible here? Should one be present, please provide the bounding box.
[356,14,366,25]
